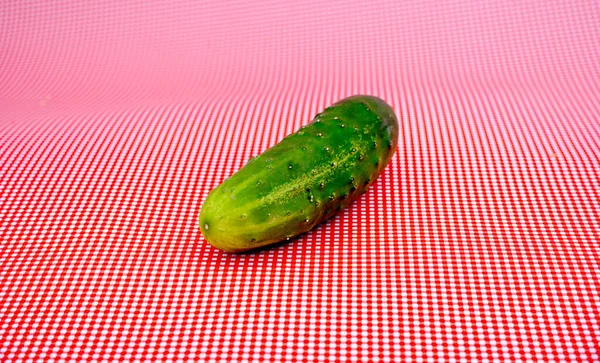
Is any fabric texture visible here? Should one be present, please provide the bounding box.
[1,1,599,361]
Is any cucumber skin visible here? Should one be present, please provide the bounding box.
[199,95,398,253]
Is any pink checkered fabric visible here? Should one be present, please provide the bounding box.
[1,1,599,362]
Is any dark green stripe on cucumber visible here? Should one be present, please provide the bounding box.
[199,95,399,252]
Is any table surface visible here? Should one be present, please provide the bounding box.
[1,1,599,362]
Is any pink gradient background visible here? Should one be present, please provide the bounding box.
[1,1,599,361]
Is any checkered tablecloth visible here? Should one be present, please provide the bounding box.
[1,1,599,362]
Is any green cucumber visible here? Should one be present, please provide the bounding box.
[199,95,399,252]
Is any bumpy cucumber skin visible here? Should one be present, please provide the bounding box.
[199,95,398,252]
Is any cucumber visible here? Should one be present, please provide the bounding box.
[199,95,398,252]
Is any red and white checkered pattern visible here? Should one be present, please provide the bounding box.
[1,1,599,361]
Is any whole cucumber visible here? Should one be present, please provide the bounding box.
[199,95,398,252]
